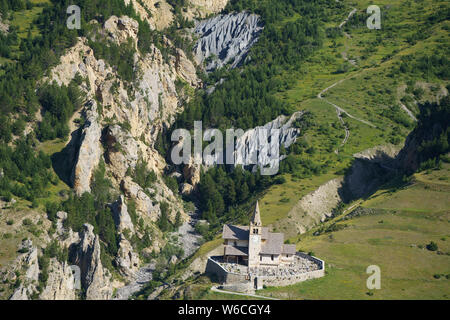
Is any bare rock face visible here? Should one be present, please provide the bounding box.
[183,158,201,187]
[128,0,229,30]
[194,12,263,72]
[121,176,160,222]
[18,240,39,282]
[103,125,140,182]
[10,240,40,300]
[234,111,304,170]
[48,17,199,192]
[115,235,140,277]
[10,285,29,300]
[184,0,229,19]
[0,13,9,34]
[175,48,200,87]
[40,259,76,300]
[71,100,102,195]
[342,147,397,201]
[104,16,139,45]
[74,224,113,300]
[354,144,400,163]
[291,177,345,233]
[55,211,80,247]
[127,0,175,30]
[180,183,194,196]
[110,195,135,234]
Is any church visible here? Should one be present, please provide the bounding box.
[222,201,296,267]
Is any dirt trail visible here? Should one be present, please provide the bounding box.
[399,101,417,121]
[339,8,356,40]
[339,8,357,28]
[317,79,375,153]
[317,8,376,154]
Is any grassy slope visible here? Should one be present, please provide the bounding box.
[260,0,448,232]
[255,163,450,300]
[190,0,449,300]
[194,163,450,300]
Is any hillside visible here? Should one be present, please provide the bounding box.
[0,0,448,301]
[256,160,450,300]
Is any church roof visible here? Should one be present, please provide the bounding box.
[251,201,262,226]
[282,244,296,255]
[222,224,248,240]
[260,232,284,255]
[222,224,269,240]
[224,245,248,256]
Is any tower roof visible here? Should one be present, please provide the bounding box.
[251,201,262,226]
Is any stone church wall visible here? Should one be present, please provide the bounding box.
[205,254,325,290]
[205,256,248,284]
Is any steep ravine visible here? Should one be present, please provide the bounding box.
[6,7,272,300]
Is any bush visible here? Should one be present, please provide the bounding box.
[426,241,438,251]
[164,175,179,194]
[31,200,39,209]
[158,201,172,232]
[45,201,60,222]
[130,160,157,190]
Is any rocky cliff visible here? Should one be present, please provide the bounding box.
[127,0,229,31]
[39,259,76,300]
[47,15,199,224]
[71,100,102,195]
[20,14,205,299]
[73,224,114,300]
[9,240,40,300]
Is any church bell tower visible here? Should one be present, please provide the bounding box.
[248,201,262,267]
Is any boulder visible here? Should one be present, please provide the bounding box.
[180,183,194,196]
[54,211,80,248]
[169,255,178,265]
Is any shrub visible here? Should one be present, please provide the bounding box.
[130,160,157,190]
[426,241,438,251]
[164,175,179,194]
[31,200,39,209]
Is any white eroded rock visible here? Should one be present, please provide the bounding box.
[194,12,263,72]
